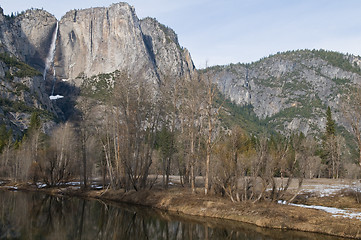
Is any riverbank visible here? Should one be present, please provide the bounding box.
[1,181,361,239]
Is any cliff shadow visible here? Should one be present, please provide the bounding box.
[51,80,81,121]
[8,16,80,122]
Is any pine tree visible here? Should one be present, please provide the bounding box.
[28,112,41,134]
[324,106,342,178]
[325,106,336,136]
[0,124,8,153]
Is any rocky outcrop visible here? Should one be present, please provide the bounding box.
[57,3,158,84]
[0,3,197,133]
[55,3,195,85]
[140,17,195,82]
[208,50,361,135]
[0,53,57,133]
[0,8,58,133]
[0,8,57,70]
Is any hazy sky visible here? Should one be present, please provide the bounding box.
[1,0,361,68]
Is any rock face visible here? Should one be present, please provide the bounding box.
[0,3,196,133]
[140,17,195,81]
[57,3,157,83]
[0,8,57,69]
[0,8,58,134]
[56,3,195,84]
[208,50,361,135]
[2,3,359,138]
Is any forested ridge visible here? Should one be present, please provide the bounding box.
[1,58,361,203]
[1,3,361,202]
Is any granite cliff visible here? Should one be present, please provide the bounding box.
[0,2,360,138]
[0,8,58,134]
[56,3,195,85]
[0,2,195,133]
[207,50,361,135]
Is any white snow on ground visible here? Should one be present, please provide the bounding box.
[36,182,47,188]
[49,95,64,100]
[5,186,18,191]
[66,182,81,186]
[278,201,361,220]
[301,182,361,197]
[34,181,102,188]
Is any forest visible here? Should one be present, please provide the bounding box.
[0,72,361,203]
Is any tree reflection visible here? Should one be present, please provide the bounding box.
[0,191,345,240]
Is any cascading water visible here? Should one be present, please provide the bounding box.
[43,21,63,100]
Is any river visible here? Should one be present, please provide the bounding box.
[0,190,344,239]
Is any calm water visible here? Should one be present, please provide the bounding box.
[0,191,345,240]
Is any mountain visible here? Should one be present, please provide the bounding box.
[207,49,361,136]
[0,8,59,134]
[0,3,195,133]
[55,3,195,85]
[0,2,360,139]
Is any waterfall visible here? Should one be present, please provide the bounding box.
[43,22,63,100]
[43,21,58,81]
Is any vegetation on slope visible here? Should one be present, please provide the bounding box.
[0,52,41,79]
[79,71,122,101]
[215,90,267,135]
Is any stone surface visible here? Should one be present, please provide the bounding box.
[208,50,361,135]
[0,8,58,133]
[1,4,359,138]
[0,3,196,133]
[55,3,195,85]
[0,8,57,69]
[57,3,158,84]
[140,17,195,82]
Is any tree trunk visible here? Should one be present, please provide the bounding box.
[82,136,87,188]
[205,91,212,195]
[205,147,211,195]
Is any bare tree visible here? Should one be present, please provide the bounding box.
[43,123,78,185]
[324,135,346,179]
[212,126,247,202]
[201,72,223,195]
[76,97,97,188]
[253,135,274,202]
[111,75,161,191]
[178,76,204,192]
[343,87,361,168]
[157,75,181,189]
[287,135,316,203]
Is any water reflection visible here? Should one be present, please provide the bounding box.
[0,191,344,240]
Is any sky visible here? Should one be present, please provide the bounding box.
[1,0,361,69]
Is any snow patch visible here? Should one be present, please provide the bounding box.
[6,186,18,191]
[278,201,361,220]
[49,95,64,100]
[66,181,81,186]
[36,182,47,188]
[301,184,361,197]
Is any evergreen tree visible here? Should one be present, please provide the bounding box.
[0,124,8,153]
[325,106,336,136]
[28,112,41,134]
[324,106,343,178]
